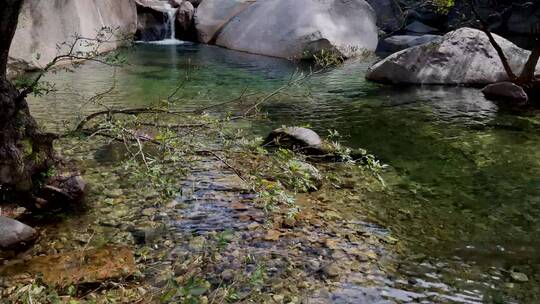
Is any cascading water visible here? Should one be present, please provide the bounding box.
[140,2,184,45]
[164,3,177,40]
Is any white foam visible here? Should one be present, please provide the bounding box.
[144,39,186,45]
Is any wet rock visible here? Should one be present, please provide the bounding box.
[129,221,166,244]
[306,259,321,271]
[221,269,235,281]
[0,216,36,249]
[188,236,207,251]
[367,27,540,85]
[482,82,529,104]
[142,207,157,217]
[321,263,340,278]
[264,127,323,154]
[264,229,281,241]
[510,271,529,282]
[0,205,27,219]
[105,188,123,198]
[0,246,135,286]
[37,172,86,206]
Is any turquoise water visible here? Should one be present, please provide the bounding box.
[29,43,540,302]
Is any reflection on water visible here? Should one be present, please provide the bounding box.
[28,43,540,302]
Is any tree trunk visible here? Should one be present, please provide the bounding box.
[466,0,518,81]
[0,0,56,196]
[519,39,540,85]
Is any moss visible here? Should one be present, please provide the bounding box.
[20,138,33,157]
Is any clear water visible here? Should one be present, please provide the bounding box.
[29,43,540,302]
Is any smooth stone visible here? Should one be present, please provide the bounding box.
[264,127,322,151]
[204,0,378,59]
[510,271,529,282]
[0,216,36,248]
[141,207,157,216]
[188,236,206,251]
[221,269,235,281]
[322,263,340,277]
[482,82,529,104]
[105,189,123,198]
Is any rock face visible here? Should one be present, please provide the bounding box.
[366,0,404,33]
[0,216,36,248]
[135,4,168,41]
[196,0,378,59]
[177,1,195,33]
[367,28,540,85]
[8,0,137,76]
[377,35,441,53]
[482,82,529,104]
[193,0,254,44]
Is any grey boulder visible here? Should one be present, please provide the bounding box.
[367,27,540,85]
[0,216,36,248]
[264,127,323,153]
[482,82,529,104]
[196,0,378,59]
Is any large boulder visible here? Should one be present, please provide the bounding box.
[377,34,442,53]
[0,216,36,248]
[367,27,540,85]
[193,0,254,44]
[8,0,137,76]
[197,0,378,59]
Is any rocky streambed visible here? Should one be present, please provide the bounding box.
[1,131,402,303]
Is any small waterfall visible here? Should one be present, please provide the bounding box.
[138,2,184,45]
[164,3,177,40]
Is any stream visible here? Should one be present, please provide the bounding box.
[26,43,540,303]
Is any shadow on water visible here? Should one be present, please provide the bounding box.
[28,43,540,302]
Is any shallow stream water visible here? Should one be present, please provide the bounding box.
[28,43,540,302]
